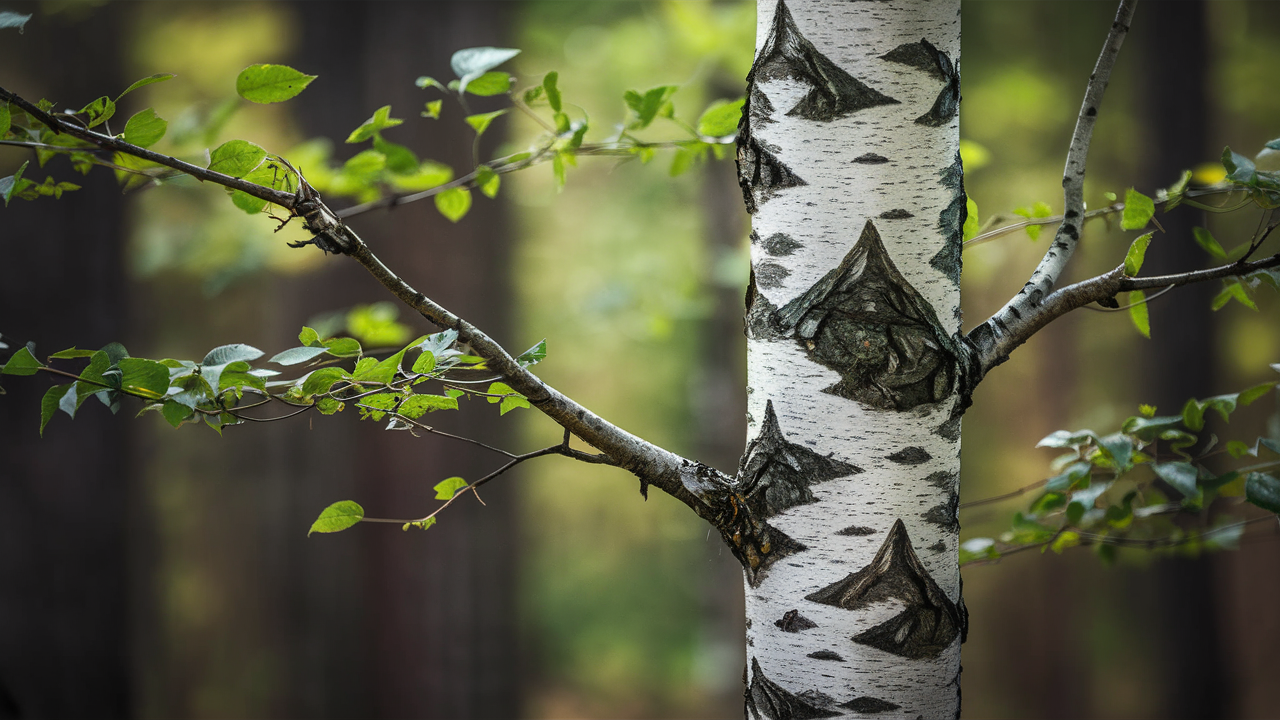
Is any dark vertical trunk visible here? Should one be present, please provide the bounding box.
[1136,4,1227,719]
[0,4,130,718]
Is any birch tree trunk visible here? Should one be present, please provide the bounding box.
[737,1,966,716]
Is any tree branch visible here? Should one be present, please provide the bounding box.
[967,0,1138,376]
[0,84,737,519]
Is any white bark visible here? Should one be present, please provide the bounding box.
[740,1,964,717]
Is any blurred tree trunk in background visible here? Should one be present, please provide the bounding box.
[0,4,130,718]
[129,3,517,718]
[1135,5,1229,719]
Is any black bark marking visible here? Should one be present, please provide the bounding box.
[805,519,962,659]
[746,267,786,340]
[928,540,946,552]
[751,84,777,125]
[746,658,842,720]
[902,39,959,128]
[738,400,862,519]
[921,492,959,532]
[806,649,844,661]
[775,609,818,632]
[880,40,946,79]
[853,153,890,164]
[760,232,803,256]
[878,208,913,219]
[756,261,792,289]
[887,446,931,465]
[837,524,876,536]
[841,696,901,714]
[750,0,898,123]
[737,135,807,214]
[925,470,958,490]
[775,220,959,411]
[931,152,965,286]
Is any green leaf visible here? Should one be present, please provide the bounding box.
[202,344,263,366]
[302,366,348,394]
[1153,462,1199,499]
[0,11,32,32]
[1192,226,1226,259]
[543,71,562,112]
[465,109,507,137]
[1123,232,1154,276]
[269,346,329,366]
[624,85,678,129]
[421,100,443,120]
[353,347,410,386]
[40,383,73,436]
[357,392,399,421]
[463,71,513,97]
[475,166,500,199]
[487,381,530,415]
[1222,146,1258,186]
[373,134,418,174]
[696,98,744,138]
[551,153,566,192]
[1121,187,1155,230]
[118,358,169,399]
[415,76,445,91]
[116,73,175,101]
[450,47,521,95]
[1211,280,1257,311]
[1239,382,1275,406]
[49,348,96,359]
[435,187,472,222]
[1245,473,1280,513]
[77,96,115,128]
[346,302,410,347]
[209,139,267,178]
[236,64,317,104]
[308,500,364,536]
[1226,440,1254,459]
[386,160,452,192]
[1,344,41,375]
[1045,461,1093,492]
[0,102,10,138]
[515,339,547,367]
[434,476,468,501]
[74,351,114,408]
[962,196,979,242]
[958,538,999,565]
[322,336,362,358]
[299,326,322,346]
[410,349,436,375]
[1,160,29,206]
[1127,290,1150,338]
[122,108,167,149]
[346,105,404,144]
[399,394,458,418]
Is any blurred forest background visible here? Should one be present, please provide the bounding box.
[1,1,1278,718]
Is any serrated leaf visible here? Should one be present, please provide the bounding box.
[399,394,457,418]
[465,109,507,137]
[40,383,73,435]
[77,96,115,128]
[516,339,547,367]
[122,108,167,149]
[434,476,468,501]
[119,358,169,398]
[1123,232,1154,276]
[543,71,562,112]
[1127,290,1150,338]
[116,73,175,101]
[269,346,329,366]
[624,85,678,130]
[435,187,471,222]
[1245,473,1280,514]
[450,47,521,95]
[464,71,512,97]
[236,64,316,104]
[475,166,500,198]
[1121,187,1155,230]
[0,11,32,32]
[1211,281,1257,311]
[308,500,364,535]
[346,105,404,144]
[201,343,263,366]
[1192,227,1226,259]
[1,345,41,375]
[696,98,744,138]
[209,140,266,178]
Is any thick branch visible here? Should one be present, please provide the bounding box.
[975,251,1280,366]
[967,0,1137,374]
